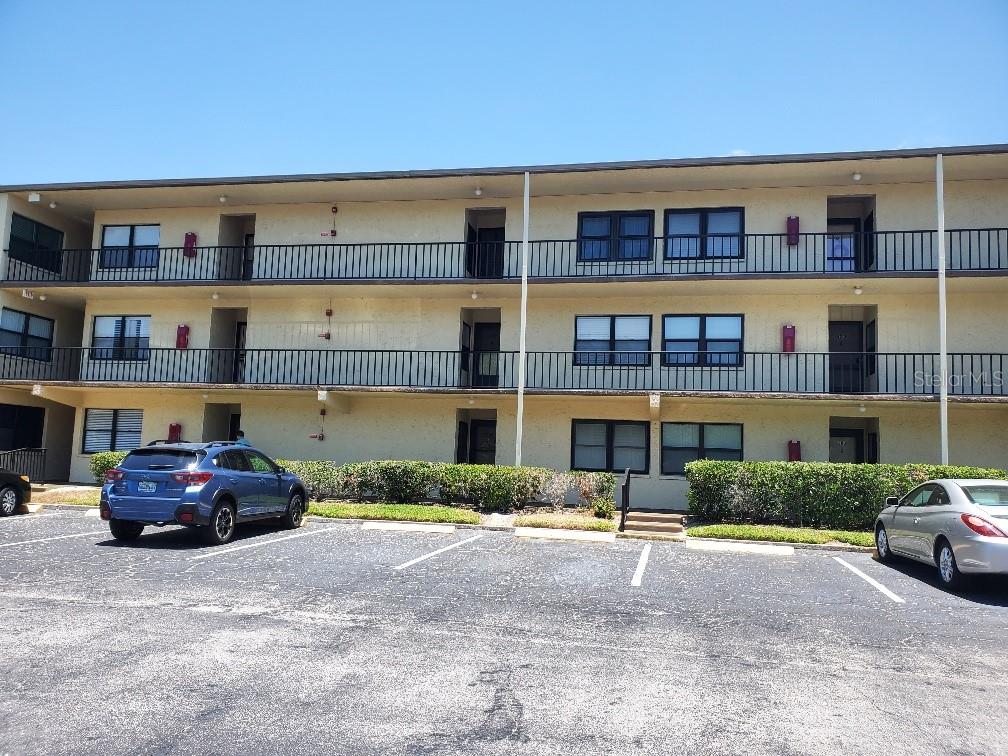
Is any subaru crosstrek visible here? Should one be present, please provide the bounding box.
[100,443,308,545]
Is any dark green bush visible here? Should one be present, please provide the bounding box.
[90,451,128,484]
[275,460,342,501]
[437,463,554,512]
[686,460,1008,530]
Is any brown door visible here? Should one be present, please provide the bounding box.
[829,321,863,393]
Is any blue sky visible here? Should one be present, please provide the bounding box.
[1,0,1006,183]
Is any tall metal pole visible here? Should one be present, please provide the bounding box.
[936,154,949,464]
[515,171,530,466]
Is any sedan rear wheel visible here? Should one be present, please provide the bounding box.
[0,486,20,516]
[936,540,966,591]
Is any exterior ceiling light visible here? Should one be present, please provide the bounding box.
[471,291,479,300]
[858,404,867,413]
[49,201,57,209]
[218,195,228,204]
[474,187,483,197]
[852,172,862,182]
[853,285,863,296]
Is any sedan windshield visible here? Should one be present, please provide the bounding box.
[960,484,1008,507]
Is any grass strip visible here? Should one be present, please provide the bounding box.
[31,489,101,507]
[309,501,480,525]
[687,523,873,548]
[513,513,615,532]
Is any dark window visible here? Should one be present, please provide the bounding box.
[245,450,277,474]
[121,449,199,470]
[574,315,651,366]
[82,408,143,453]
[661,422,742,475]
[99,225,160,269]
[571,420,649,474]
[0,307,54,362]
[665,208,743,259]
[215,450,251,472]
[90,315,150,361]
[8,213,64,274]
[663,315,743,366]
[577,211,654,262]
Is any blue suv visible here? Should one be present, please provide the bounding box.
[100,442,308,545]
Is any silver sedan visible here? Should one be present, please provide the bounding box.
[875,479,1008,589]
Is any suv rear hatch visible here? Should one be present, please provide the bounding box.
[109,448,204,520]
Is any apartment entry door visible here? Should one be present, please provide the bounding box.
[829,321,863,393]
[455,410,497,465]
[465,208,506,278]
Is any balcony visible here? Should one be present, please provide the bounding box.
[4,229,1008,285]
[1,348,1005,397]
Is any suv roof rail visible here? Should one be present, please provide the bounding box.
[145,439,191,446]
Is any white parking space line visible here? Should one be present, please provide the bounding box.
[0,530,107,549]
[361,522,455,534]
[85,508,100,517]
[189,527,338,561]
[833,556,906,604]
[631,544,651,587]
[393,533,484,571]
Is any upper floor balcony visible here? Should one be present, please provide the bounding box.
[1,347,1004,398]
[4,228,1008,285]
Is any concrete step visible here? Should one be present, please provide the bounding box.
[624,512,686,525]
[619,529,686,542]
[621,520,685,534]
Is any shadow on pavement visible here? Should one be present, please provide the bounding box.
[874,554,1008,607]
[94,519,290,552]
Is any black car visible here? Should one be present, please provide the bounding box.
[0,468,32,516]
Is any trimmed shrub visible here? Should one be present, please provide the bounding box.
[686,460,1008,530]
[437,463,554,512]
[592,497,616,519]
[275,460,342,501]
[90,451,128,485]
[569,470,618,507]
[332,460,439,503]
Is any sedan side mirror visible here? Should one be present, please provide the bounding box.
[885,496,899,508]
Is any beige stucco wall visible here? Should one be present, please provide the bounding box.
[76,177,1008,279]
[63,389,1008,508]
[65,390,517,483]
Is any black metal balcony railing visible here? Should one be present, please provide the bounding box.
[4,229,1008,284]
[0,447,47,483]
[1,348,1004,396]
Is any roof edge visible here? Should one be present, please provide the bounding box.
[3,143,1007,193]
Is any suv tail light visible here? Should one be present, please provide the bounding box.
[171,471,214,486]
[105,468,125,483]
[961,513,1007,538]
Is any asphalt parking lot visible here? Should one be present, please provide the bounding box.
[1,509,1007,756]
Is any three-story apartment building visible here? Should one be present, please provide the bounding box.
[1,145,1006,508]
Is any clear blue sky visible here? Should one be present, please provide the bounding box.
[2,0,1006,183]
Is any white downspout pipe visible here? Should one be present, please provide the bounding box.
[936,154,949,464]
[515,171,530,466]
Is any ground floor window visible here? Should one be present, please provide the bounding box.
[571,420,649,474]
[82,409,143,453]
[661,422,743,475]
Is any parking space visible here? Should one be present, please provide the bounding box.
[1,509,1007,754]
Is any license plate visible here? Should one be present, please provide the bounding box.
[137,481,157,494]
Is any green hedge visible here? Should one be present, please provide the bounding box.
[686,460,1008,530]
[92,449,613,513]
[90,451,128,484]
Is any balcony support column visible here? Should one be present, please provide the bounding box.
[516,171,530,466]
[936,153,949,464]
